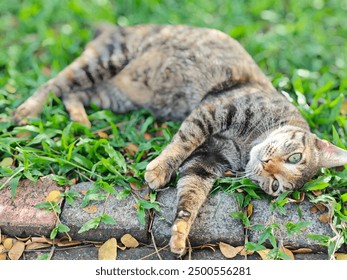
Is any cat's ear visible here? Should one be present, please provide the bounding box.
[315,138,347,168]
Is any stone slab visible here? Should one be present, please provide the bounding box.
[152,187,244,247]
[0,177,60,237]
[60,182,149,243]
[249,199,334,252]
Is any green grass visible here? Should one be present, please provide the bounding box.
[0,0,347,258]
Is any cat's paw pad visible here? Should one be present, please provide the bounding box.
[169,220,188,256]
[144,159,171,189]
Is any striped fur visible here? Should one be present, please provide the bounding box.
[13,24,347,256]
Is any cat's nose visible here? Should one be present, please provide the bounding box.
[259,158,271,164]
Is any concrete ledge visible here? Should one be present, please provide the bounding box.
[60,182,149,243]
[152,187,244,247]
[248,199,334,252]
[0,177,60,237]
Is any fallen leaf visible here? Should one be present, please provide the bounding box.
[335,253,347,260]
[319,213,330,224]
[120,234,139,248]
[309,205,318,213]
[143,133,152,140]
[117,245,127,251]
[15,236,31,242]
[281,247,295,260]
[247,204,253,218]
[239,246,254,256]
[25,242,51,250]
[315,203,326,213]
[292,248,312,254]
[3,238,14,250]
[16,132,30,138]
[81,190,88,196]
[312,190,322,196]
[30,237,50,244]
[8,241,25,260]
[125,143,138,156]
[45,190,62,203]
[70,178,78,185]
[97,131,109,138]
[199,244,217,252]
[219,242,243,259]
[98,238,117,260]
[83,205,98,214]
[56,240,82,247]
[0,253,6,260]
[257,249,273,260]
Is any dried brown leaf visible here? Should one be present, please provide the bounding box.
[81,190,88,196]
[239,246,254,256]
[257,249,273,260]
[98,238,117,260]
[97,131,109,139]
[319,213,330,224]
[247,204,253,218]
[292,248,312,254]
[281,247,295,260]
[30,237,50,244]
[16,132,30,138]
[117,245,127,251]
[219,242,243,259]
[335,253,347,260]
[312,190,323,197]
[125,143,138,156]
[198,244,217,252]
[309,205,318,213]
[315,203,327,213]
[15,235,31,242]
[120,234,139,248]
[0,245,5,254]
[25,242,51,250]
[83,205,98,214]
[8,241,25,260]
[56,240,82,247]
[143,133,152,140]
[3,238,14,250]
[45,190,62,203]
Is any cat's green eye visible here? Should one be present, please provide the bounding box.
[271,179,279,192]
[287,153,302,164]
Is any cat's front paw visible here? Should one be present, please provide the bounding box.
[169,220,188,256]
[144,158,173,189]
[13,99,42,125]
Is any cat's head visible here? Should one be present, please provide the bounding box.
[246,125,347,196]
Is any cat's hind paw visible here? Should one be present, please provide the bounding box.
[144,158,172,189]
[169,220,188,256]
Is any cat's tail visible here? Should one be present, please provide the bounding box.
[13,25,128,124]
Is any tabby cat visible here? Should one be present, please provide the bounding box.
[13,24,347,256]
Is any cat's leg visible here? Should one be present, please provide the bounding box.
[169,148,227,255]
[62,81,138,127]
[145,94,237,189]
[13,26,128,124]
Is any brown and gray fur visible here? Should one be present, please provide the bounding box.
[13,24,347,256]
